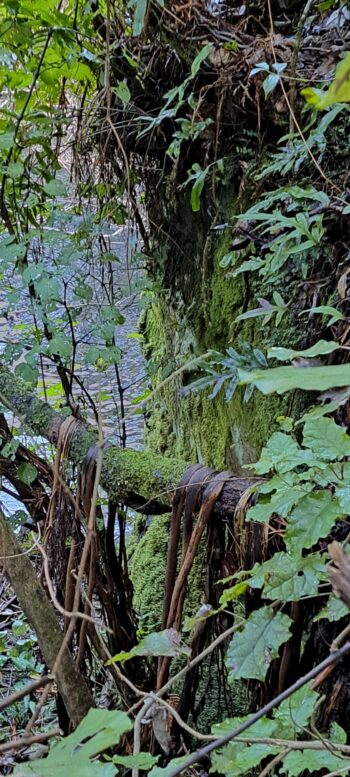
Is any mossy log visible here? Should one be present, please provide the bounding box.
[0,363,257,515]
[0,507,93,724]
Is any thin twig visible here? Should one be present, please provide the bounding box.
[0,729,60,755]
[0,675,52,712]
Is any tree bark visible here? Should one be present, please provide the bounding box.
[0,362,258,516]
[0,508,93,725]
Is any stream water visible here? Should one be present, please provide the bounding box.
[0,224,146,515]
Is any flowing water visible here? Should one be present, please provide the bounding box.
[0,225,146,514]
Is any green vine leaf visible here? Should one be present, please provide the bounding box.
[226,608,292,681]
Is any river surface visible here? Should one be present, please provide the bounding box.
[0,224,146,515]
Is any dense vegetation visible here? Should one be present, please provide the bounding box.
[1,0,350,775]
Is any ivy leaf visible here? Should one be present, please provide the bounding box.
[112,753,158,769]
[17,463,37,486]
[226,608,292,681]
[285,492,343,555]
[303,415,350,460]
[211,741,279,777]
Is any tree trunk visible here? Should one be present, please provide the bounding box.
[0,508,93,725]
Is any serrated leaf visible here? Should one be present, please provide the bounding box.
[281,748,350,776]
[303,415,350,460]
[285,492,343,555]
[226,609,292,681]
[246,552,326,601]
[314,595,349,622]
[275,684,319,736]
[13,708,131,776]
[108,629,190,663]
[251,432,313,475]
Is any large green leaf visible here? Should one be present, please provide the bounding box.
[13,709,132,776]
[226,609,292,681]
[251,432,313,475]
[238,364,350,395]
[281,748,350,776]
[303,415,350,460]
[285,491,343,555]
[244,552,326,602]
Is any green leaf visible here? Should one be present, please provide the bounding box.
[130,0,148,35]
[268,340,339,361]
[112,753,158,768]
[251,432,312,475]
[44,179,67,197]
[15,362,38,385]
[281,748,350,776]
[113,80,131,105]
[301,305,345,325]
[149,756,189,777]
[13,709,132,776]
[314,595,349,622]
[108,629,190,664]
[191,43,212,76]
[17,463,38,486]
[301,52,350,110]
[274,684,319,737]
[238,364,350,395]
[303,415,350,460]
[263,72,279,98]
[211,741,279,777]
[245,552,326,602]
[226,608,292,681]
[285,491,343,555]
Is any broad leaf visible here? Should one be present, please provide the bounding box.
[303,415,350,460]
[239,364,350,395]
[245,552,326,601]
[314,595,349,623]
[281,748,350,775]
[13,708,132,776]
[285,491,343,555]
[226,608,292,681]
